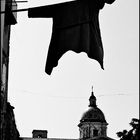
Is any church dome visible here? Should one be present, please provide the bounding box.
[80,87,107,123]
[78,87,110,139]
[80,107,107,123]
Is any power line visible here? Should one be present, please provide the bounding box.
[9,88,134,100]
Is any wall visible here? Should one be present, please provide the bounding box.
[0,0,18,140]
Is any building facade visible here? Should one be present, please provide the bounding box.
[21,89,115,140]
[1,0,20,140]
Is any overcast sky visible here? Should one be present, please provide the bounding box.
[8,0,139,139]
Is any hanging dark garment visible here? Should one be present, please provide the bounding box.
[28,0,114,75]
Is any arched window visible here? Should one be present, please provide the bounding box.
[93,129,98,136]
[86,128,89,138]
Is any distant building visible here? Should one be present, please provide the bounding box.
[78,89,115,140]
[21,89,115,140]
[1,0,19,140]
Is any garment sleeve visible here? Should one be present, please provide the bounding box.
[96,0,105,9]
[28,4,57,18]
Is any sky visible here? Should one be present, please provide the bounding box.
[8,0,139,139]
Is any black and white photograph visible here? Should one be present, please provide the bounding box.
[1,0,139,140]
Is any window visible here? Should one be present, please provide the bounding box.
[93,130,98,136]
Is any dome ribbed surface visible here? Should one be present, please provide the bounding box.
[80,107,106,123]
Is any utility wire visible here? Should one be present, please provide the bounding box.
[9,88,134,100]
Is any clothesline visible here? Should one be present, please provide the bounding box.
[1,0,27,2]
[0,0,115,14]
[0,8,29,14]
